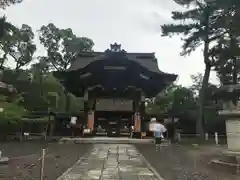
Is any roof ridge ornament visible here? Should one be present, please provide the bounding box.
[111,43,121,52]
[105,43,126,53]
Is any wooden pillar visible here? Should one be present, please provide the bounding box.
[140,101,146,138]
[87,110,94,131]
[83,90,89,127]
[83,101,88,126]
[140,101,145,121]
[85,98,95,134]
[133,100,141,136]
[134,112,141,132]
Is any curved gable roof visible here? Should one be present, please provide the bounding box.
[68,51,164,74]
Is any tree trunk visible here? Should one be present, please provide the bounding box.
[64,90,70,112]
[49,120,55,139]
[171,117,176,142]
[0,53,6,69]
[39,70,43,96]
[197,11,210,138]
[197,64,211,138]
[233,58,237,84]
[229,32,237,85]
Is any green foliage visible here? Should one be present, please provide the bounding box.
[68,93,84,113]
[0,101,25,124]
[146,84,196,117]
[43,74,66,111]
[0,94,26,133]
[46,92,58,111]
[2,69,66,113]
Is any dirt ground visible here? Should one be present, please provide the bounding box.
[1,141,238,180]
[136,144,239,180]
[0,142,92,180]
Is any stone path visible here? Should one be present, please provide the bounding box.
[57,144,163,180]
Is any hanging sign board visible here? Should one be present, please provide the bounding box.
[70,117,77,125]
[96,99,133,111]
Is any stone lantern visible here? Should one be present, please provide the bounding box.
[212,84,240,172]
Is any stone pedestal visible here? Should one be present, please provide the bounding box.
[212,108,240,173]
[226,119,240,153]
[219,110,240,153]
[210,84,240,173]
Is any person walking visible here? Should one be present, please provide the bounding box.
[154,120,167,151]
[130,125,134,138]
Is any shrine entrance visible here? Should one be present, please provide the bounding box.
[53,43,177,138]
[95,111,133,137]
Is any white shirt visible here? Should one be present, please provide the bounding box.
[155,123,167,132]
[155,123,167,138]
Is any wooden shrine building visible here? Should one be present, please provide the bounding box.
[54,43,177,137]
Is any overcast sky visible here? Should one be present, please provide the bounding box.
[2,0,218,87]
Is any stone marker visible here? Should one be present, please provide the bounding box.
[0,150,9,164]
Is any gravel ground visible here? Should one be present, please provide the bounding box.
[0,142,92,180]
[136,144,239,180]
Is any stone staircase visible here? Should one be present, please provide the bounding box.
[59,137,172,145]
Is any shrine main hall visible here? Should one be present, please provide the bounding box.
[54,43,177,137]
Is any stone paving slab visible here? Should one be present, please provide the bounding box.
[60,137,153,144]
[57,144,163,180]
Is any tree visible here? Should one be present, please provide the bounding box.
[161,0,225,137]
[146,84,196,118]
[39,23,94,71]
[146,84,198,138]
[7,24,36,70]
[190,73,203,96]
[31,57,50,77]
[39,23,94,111]
[190,72,219,129]
[210,1,240,86]
[0,16,17,40]
[0,0,23,9]
[146,83,179,116]
[0,0,23,39]
[30,57,50,97]
[0,17,18,68]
